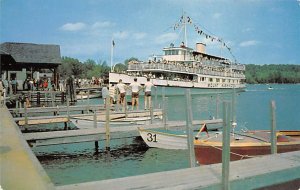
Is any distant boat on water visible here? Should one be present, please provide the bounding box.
[110,13,246,90]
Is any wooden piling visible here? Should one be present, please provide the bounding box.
[154,86,158,109]
[87,90,90,112]
[66,98,70,130]
[37,92,40,104]
[222,101,232,190]
[270,100,277,154]
[105,95,111,151]
[163,97,168,130]
[216,94,219,119]
[185,89,195,168]
[93,109,97,128]
[24,102,28,126]
[61,92,65,102]
[51,91,55,107]
[150,102,154,124]
[231,87,236,123]
[124,94,127,118]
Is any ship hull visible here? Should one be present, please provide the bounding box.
[109,73,246,89]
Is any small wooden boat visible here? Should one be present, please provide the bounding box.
[76,91,101,100]
[138,124,211,150]
[71,116,161,128]
[194,130,300,165]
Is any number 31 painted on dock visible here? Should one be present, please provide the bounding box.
[147,133,158,142]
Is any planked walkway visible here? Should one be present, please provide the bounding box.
[23,119,222,146]
[56,150,300,190]
[0,106,55,190]
[15,109,163,125]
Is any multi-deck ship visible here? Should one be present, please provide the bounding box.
[109,14,246,89]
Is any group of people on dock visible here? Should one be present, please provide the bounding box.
[102,78,154,111]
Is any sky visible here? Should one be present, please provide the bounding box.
[1,0,300,65]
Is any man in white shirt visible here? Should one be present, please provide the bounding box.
[109,84,116,105]
[116,79,127,110]
[144,78,154,110]
[129,78,141,110]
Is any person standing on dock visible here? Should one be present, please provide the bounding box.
[102,85,109,106]
[109,84,116,105]
[144,78,154,110]
[129,78,142,110]
[66,75,76,102]
[116,79,127,111]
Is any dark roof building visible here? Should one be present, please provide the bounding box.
[0,42,61,71]
[0,42,62,87]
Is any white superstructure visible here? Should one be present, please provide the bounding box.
[109,14,246,89]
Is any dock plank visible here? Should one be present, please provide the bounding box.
[56,151,300,190]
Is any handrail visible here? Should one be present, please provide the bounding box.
[128,63,245,79]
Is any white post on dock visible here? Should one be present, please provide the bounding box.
[222,101,232,190]
[185,89,196,168]
[270,100,277,154]
[105,95,111,151]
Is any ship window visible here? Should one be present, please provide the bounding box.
[216,78,220,82]
[209,78,213,82]
[222,79,226,83]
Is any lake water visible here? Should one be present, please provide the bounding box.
[33,84,300,186]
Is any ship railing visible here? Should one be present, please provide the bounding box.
[128,63,245,78]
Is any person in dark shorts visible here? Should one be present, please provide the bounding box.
[129,78,141,110]
[144,78,154,110]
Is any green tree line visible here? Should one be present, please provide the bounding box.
[245,64,300,84]
[57,57,138,79]
[58,57,300,84]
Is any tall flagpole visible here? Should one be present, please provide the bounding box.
[110,38,114,72]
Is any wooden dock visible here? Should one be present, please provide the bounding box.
[0,106,55,190]
[14,109,164,125]
[57,150,300,190]
[23,119,222,147]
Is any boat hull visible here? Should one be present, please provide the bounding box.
[109,73,246,89]
[194,143,300,165]
[194,131,300,165]
[138,128,188,150]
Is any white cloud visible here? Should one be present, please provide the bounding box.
[113,31,129,39]
[155,33,178,44]
[60,22,86,31]
[239,40,260,47]
[133,32,147,40]
[92,21,115,29]
[242,27,254,32]
[212,13,222,19]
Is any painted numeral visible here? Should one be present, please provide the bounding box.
[147,133,158,142]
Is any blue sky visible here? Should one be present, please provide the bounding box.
[1,0,300,65]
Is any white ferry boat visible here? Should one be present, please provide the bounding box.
[109,14,246,89]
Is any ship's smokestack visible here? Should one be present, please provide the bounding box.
[196,43,206,54]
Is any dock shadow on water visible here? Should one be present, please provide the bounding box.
[34,136,189,186]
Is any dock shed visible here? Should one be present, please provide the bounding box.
[0,42,61,88]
